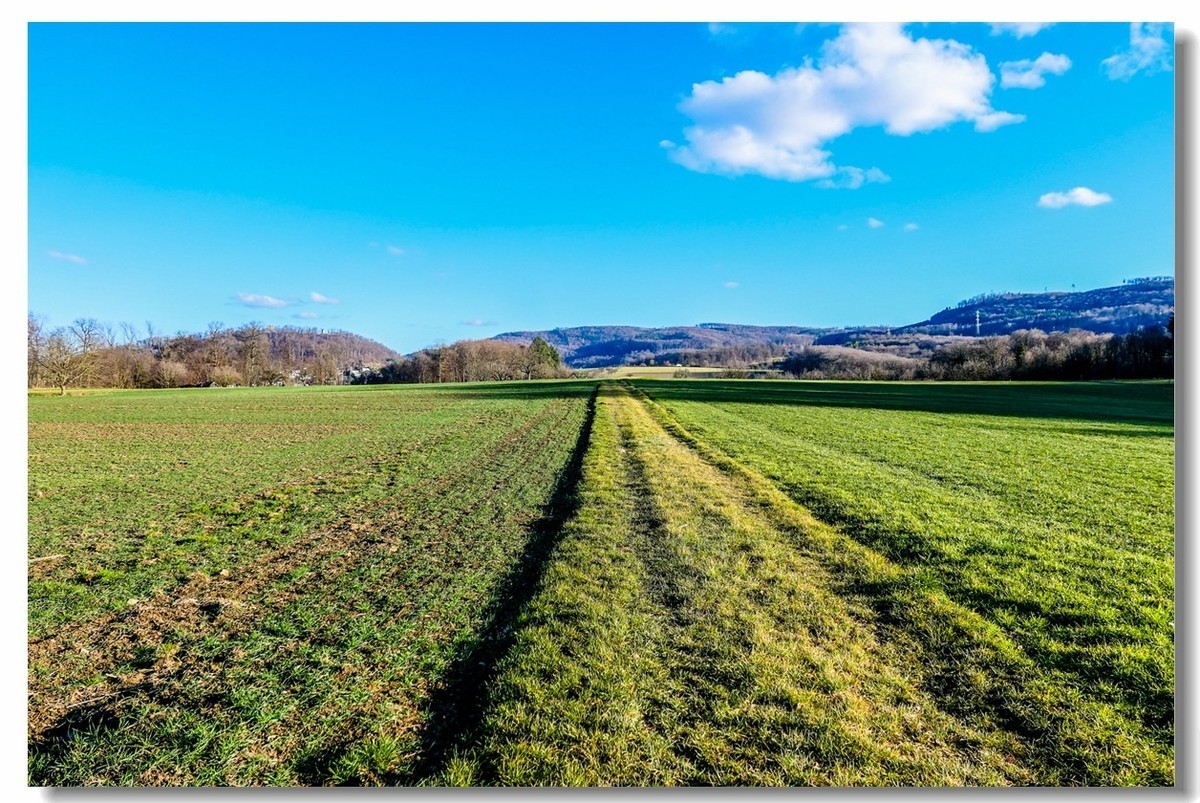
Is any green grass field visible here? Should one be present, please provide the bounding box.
[28,379,1174,786]
[586,365,730,379]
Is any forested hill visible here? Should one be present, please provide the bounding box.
[492,323,825,368]
[897,277,1174,337]
[497,278,1174,367]
[27,319,402,389]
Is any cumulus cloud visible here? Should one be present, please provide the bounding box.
[386,244,406,256]
[236,292,289,308]
[1102,23,1172,80]
[1037,187,1113,208]
[904,222,920,232]
[868,217,885,228]
[723,281,740,289]
[667,23,1021,185]
[1000,52,1072,89]
[48,250,88,265]
[310,291,340,304]
[989,23,1053,38]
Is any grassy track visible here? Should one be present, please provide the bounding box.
[437,380,1172,786]
[28,381,594,785]
[439,383,1024,784]
[28,378,1173,786]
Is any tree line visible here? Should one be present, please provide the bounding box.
[27,315,569,393]
[27,316,398,393]
[780,325,1173,381]
[348,337,568,384]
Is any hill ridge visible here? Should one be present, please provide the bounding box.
[493,278,1173,368]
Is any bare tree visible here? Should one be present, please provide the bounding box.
[28,314,45,388]
[38,330,89,395]
[235,323,270,386]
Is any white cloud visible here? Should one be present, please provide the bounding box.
[462,318,493,327]
[723,281,740,289]
[837,224,849,231]
[817,166,890,190]
[1037,187,1113,208]
[1000,52,1072,89]
[989,23,1053,38]
[310,291,340,304]
[1102,23,1172,80]
[236,292,289,308]
[973,110,1026,132]
[904,222,920,232]
[48,250,88,265]
[868,217,885,228]
[667,23,1020,185]
[295,311,320,320]
[708,22,734,37]
[386,244,406,256]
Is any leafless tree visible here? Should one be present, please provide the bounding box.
[28,314,45,388]
[38,324,98,395]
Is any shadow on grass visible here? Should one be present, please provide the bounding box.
[389,384,599,785]
[27,703,125,786]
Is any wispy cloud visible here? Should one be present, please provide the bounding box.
[667,23,1021,185]
[462,318,494,327]
[868,217,885,229]
[1102,23,1172,80]
[817,166,891,190]
[386,244,406,257]
[837,224,849,231]
[1038,187,1113,208]
[48,250,88,265]
[295,311,320,320]
[723,281,740,289]
[903,222,920,232]
[1000,52,1072,89]
[707,22,735,37]
[236,292,289,308]
[989,23,1053,38]
[310,291,340,304]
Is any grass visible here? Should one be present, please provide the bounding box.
[438,383,1024,785]
[586,365,730,379]
[28,378,1174,786]
[28,381,594,785]
[631,378,1174,784]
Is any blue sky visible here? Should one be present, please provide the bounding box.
[28,21,1175,353]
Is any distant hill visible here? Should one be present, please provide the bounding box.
[493,323,824,368]
[494,278,1174,368]
[899,276,1174,337]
